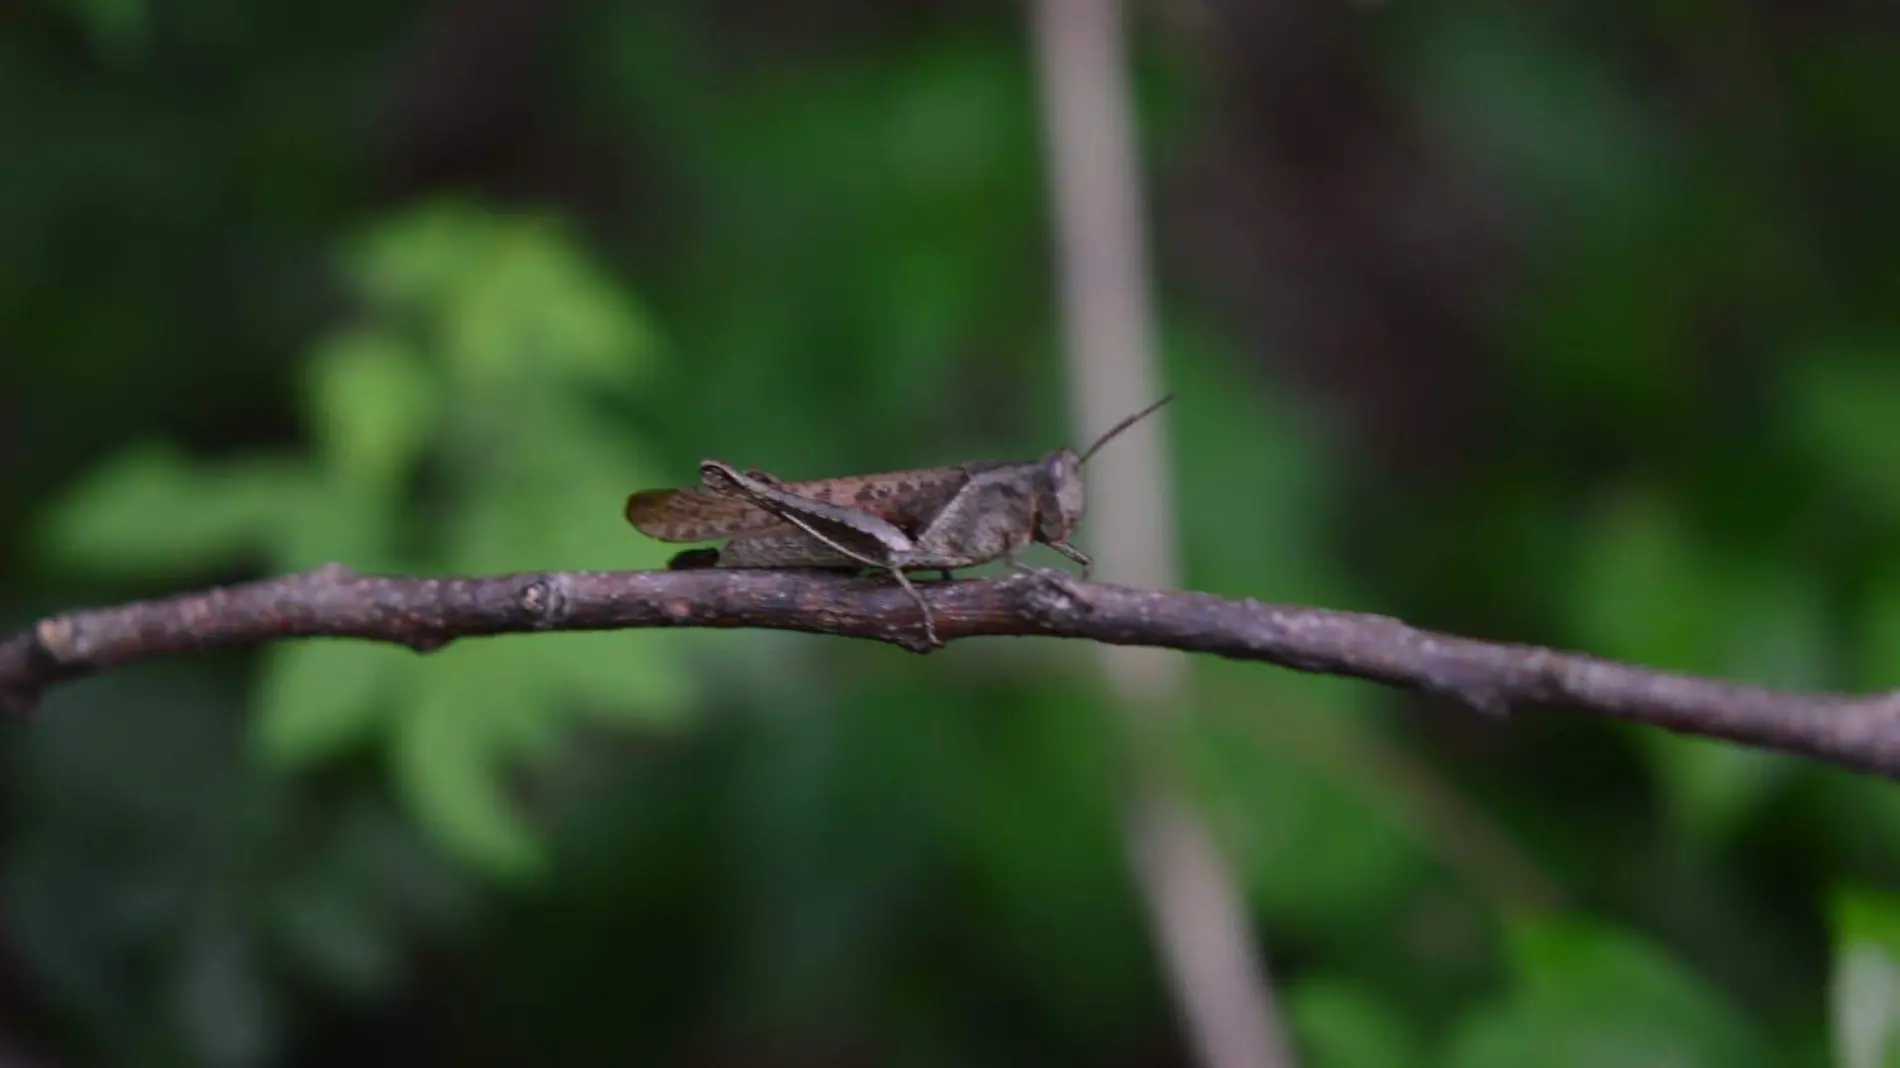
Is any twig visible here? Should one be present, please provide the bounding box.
[4,565,1899,780]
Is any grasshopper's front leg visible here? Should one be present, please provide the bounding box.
[698,460,943,648]
[1041,540,1092,580]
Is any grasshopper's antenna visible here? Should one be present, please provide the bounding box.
[1078,392,1176,464]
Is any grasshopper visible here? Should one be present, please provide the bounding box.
[623,394,1175,647]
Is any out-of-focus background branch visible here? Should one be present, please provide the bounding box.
[4,1,1900,1066]
[1031,0,1295,1065]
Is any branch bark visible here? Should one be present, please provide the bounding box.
[4,564,1899,777]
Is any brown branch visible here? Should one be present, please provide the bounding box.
[4,564,1899,778]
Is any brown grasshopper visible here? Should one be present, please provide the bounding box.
[623,394,1174,647]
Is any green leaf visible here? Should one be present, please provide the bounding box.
[270,880,401,1000]
[1446,915,1773,1068]
[439,403,682,574]
[440,214,652,391]
[1169,342,1346,602]
[254,640,414,766]
[1854,582,1900,692]
[1789,345,1900,522]
[344,200,497,313]
[1569,490,1718,672]
[1407,12,1664,217]
[1570,490,1813,839]
[390,647,547,880]
[306,328,440,493]
[1286,978,1418,1068]
[1838,890,1900,956]
[1637,737,1791,845]
[1184,706,1428,930]
[264,800,477,1000]
[1831,888,1900,1068]
[172,913,281,1068]
[261,472,404,575]
[519,631,694,729]
[348,201,653,391]
[51,0,147,62]
[37,445,309,577]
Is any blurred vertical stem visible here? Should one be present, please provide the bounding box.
[1030,2,1298,1067]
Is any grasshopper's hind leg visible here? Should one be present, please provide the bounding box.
[883,568,940,648]
[845,567,943,647]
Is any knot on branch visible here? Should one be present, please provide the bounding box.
[518,575,570,627]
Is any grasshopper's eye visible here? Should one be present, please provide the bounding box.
[1041,453,1074,490]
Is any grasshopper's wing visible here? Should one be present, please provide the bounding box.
[789,466,973,532]
[624,487,791,543]
[624,465,971,543]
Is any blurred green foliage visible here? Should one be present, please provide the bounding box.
[40,203,693,877]
[1446,916,1773,1068]
[4,1,1900,1066]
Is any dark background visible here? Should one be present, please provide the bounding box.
[4,1,1900,1065]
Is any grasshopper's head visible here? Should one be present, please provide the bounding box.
[1032,447,1087,544]
[1029,393,1176,548]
